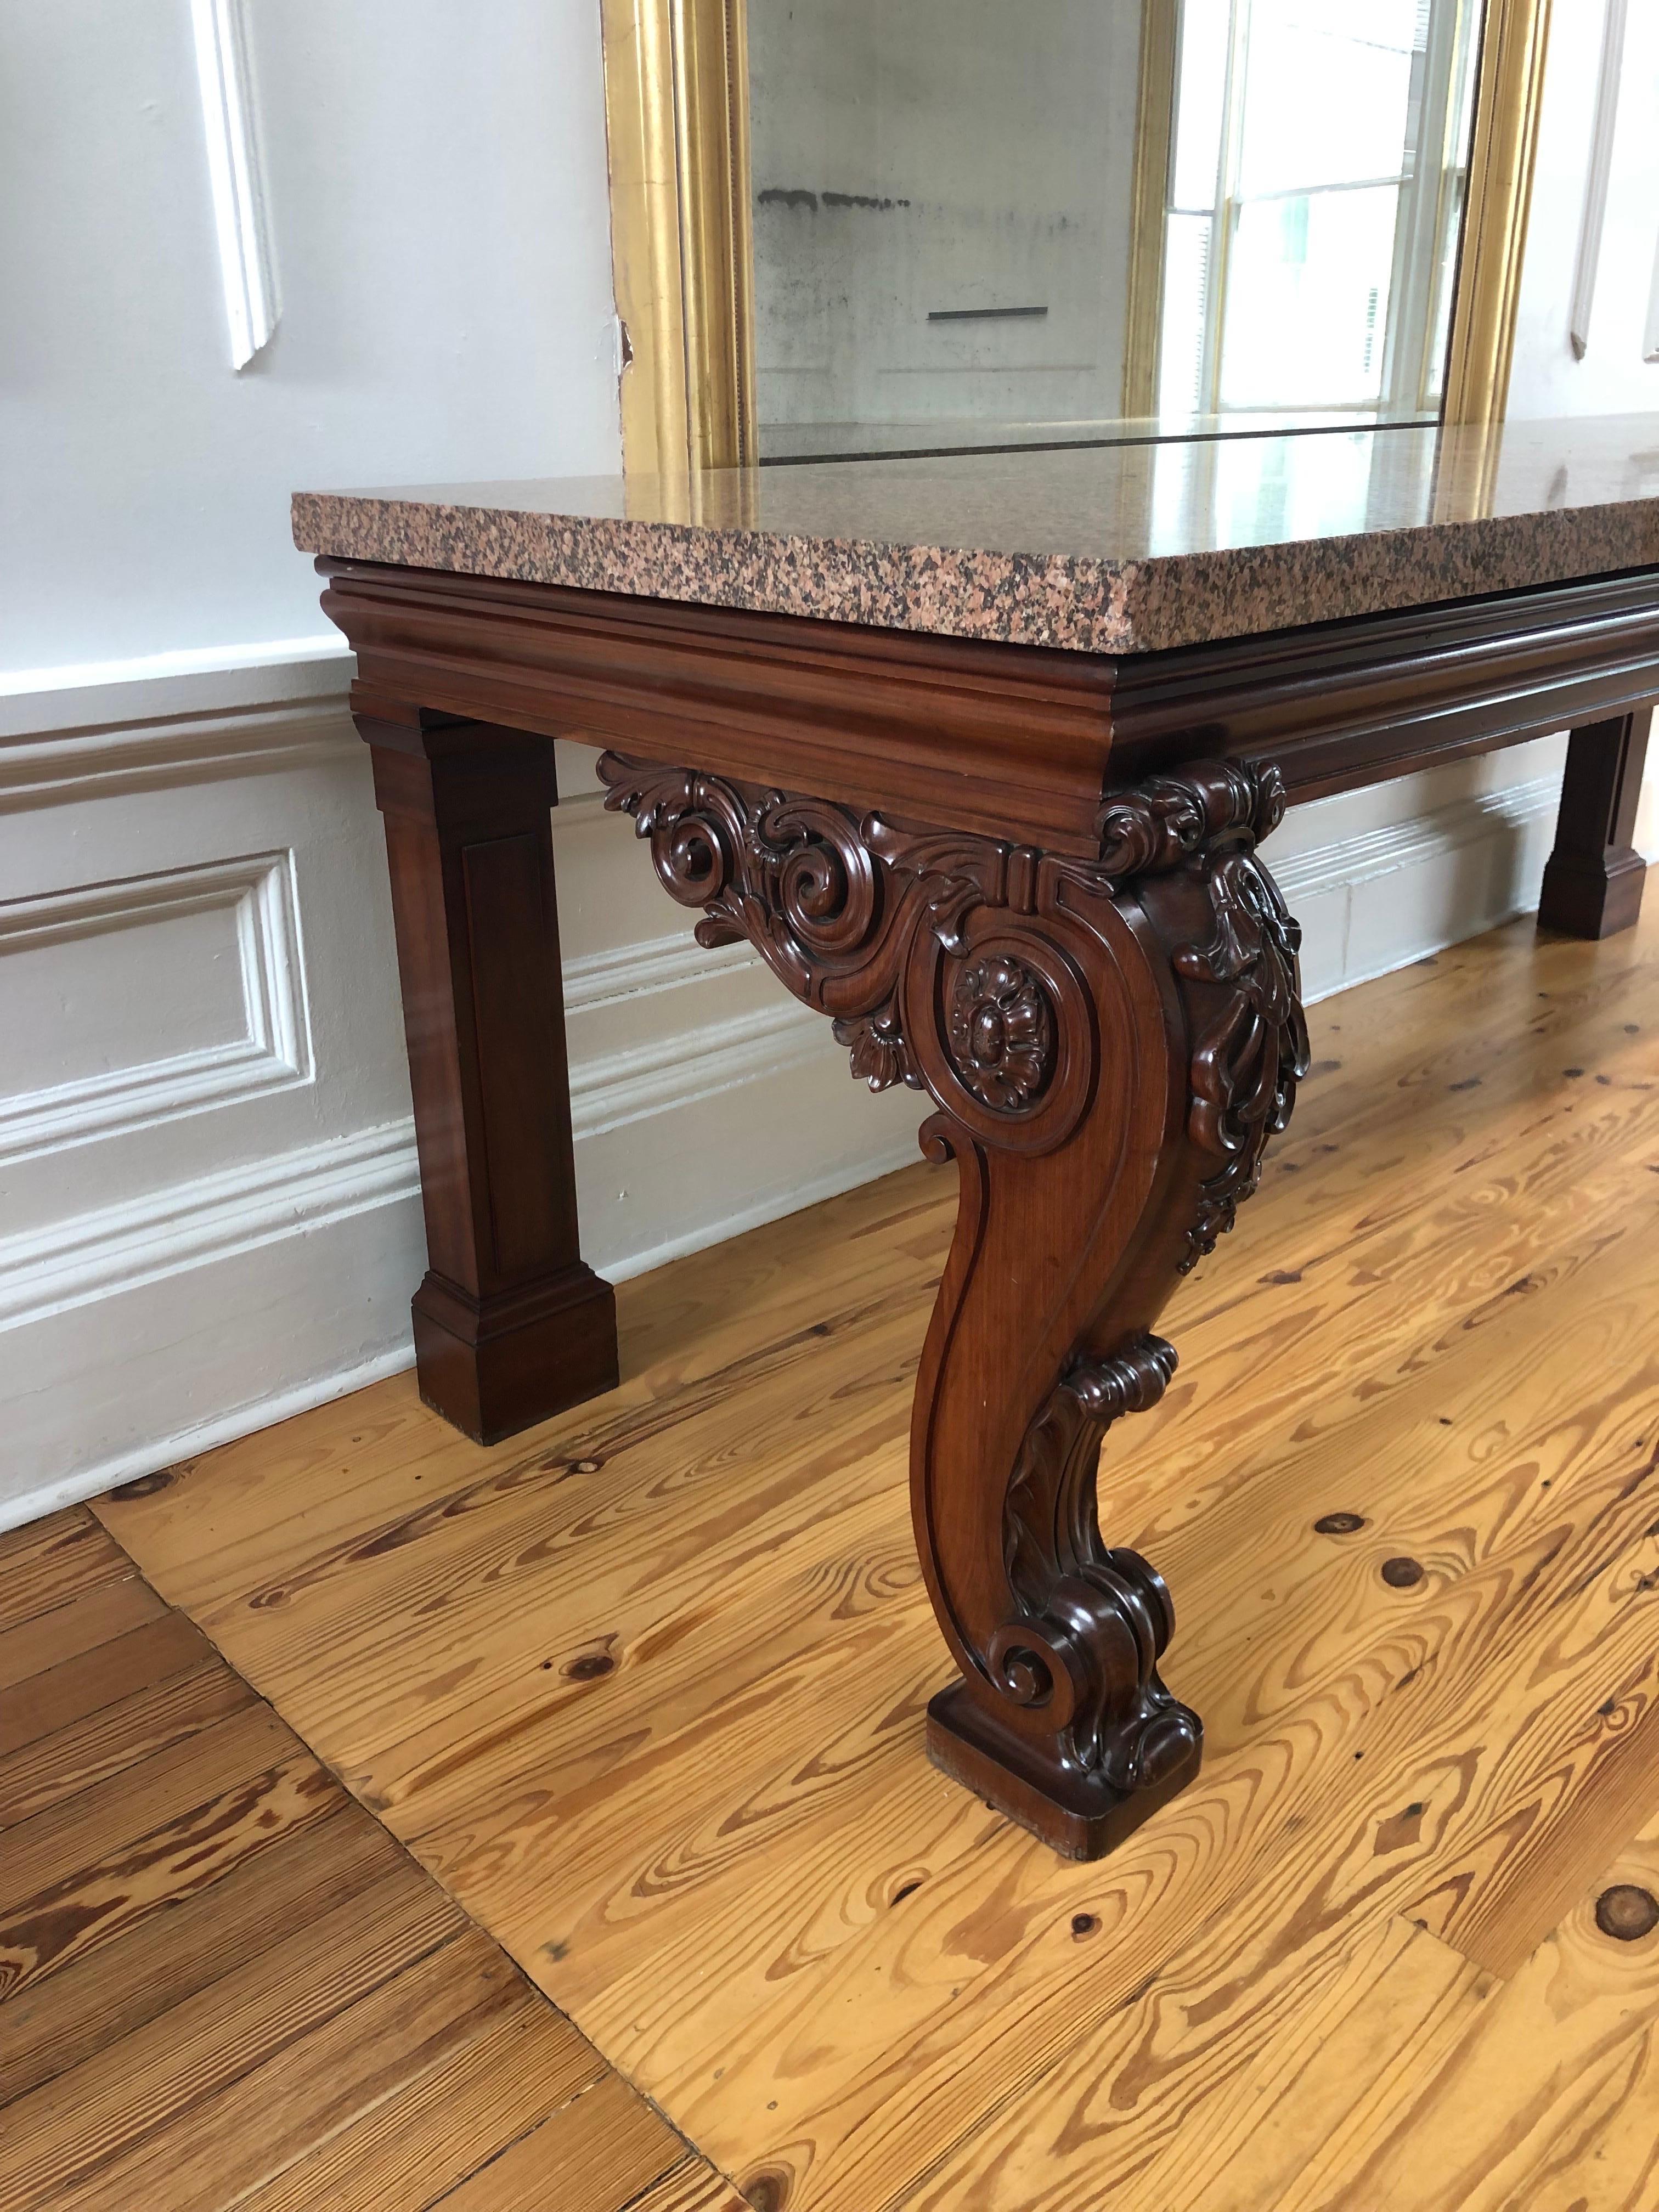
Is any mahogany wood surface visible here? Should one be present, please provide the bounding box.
[364,702,617,1441]
[325,558,1659,829]
[326,556,1654,1855]
[1539,706,1652,938]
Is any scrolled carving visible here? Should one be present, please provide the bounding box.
[752,792,884,961]
[1094,757,1282,882]
[599,751,1094,1147]
[989,1335,1199,1793]
[945,952,1054,1111]
[1175,837,1310,1271]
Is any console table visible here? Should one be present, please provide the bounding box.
[295,416,1655,1860]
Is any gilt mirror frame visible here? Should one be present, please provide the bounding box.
[599,0,1552,479]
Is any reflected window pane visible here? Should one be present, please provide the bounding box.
[1158,213,1212,419]
[1170,0,1232,212]
[1235,2,1421,198]
[1220,184,1402,410]
[744,0,1480,460]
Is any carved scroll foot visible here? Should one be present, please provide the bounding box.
[928,1667,1203,1859]
[598,748,1306,1857]
[926,1337,1203,1855]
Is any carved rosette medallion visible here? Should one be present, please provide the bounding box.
[945,953,1054,1111]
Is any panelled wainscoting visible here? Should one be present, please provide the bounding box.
[0,641,1639,1529]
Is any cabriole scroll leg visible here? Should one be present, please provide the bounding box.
[596,750,1307,1857]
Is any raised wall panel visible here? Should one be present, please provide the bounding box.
[0,852,311,1164]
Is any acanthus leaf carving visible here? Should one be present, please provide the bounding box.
[1171,806,1310,1273]
[1094,757,1280,882]
[599,752,1069,1133]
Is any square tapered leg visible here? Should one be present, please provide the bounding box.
[363,704,617,1443]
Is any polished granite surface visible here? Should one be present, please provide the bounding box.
[294,414,1659,655]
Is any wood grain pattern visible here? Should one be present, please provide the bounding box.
[435,2073,689,2212]
[0,1513,133,1635]
[0,1865,468,2210]
[0,1748,336,2007]
[0,1571,166,1692]
[0,1608,213,1760]
[1242,1814,1659,2211]
[232,1999,605,2212]
[0,1804,396,2106]
[93,911,1659,2209]
[44,1931,526,2212]
[365,709,618,1441]
[624,2168,753,2212]
[0,1655,252,1829]
[0,1514,730,2212]
[0,1699,308,1917]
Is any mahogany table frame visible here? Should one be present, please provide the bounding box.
[317,554,1654,1859]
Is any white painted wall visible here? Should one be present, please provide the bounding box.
[1,1,1649,1533]
[1508,1,1659,420]
[2,0,620,666]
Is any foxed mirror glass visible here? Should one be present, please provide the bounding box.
[747,0,1484,462]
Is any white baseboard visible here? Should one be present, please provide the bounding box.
[0,1341,414,1538]
[0,1120,421,1332]
[1278,752,1564,1005]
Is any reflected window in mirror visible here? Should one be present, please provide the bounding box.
[748,0,1484,463]
[1159,0,1481,424]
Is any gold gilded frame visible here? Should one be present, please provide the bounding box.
[1120,0,1180,421]
[1442,0,1554,429]
[601,0,1550,474]
[600,0,756,476]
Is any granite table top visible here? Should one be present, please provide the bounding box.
[294,414,1659,657]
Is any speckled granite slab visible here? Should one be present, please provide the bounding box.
[294,415,1659,656]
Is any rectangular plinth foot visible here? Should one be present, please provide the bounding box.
[413,1265,619,1445]
[926,1679,1203,1860]
[1537,849,1646,940]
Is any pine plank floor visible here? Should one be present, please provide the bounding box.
[14,902,1656,2209]
[0,1510,736,2211]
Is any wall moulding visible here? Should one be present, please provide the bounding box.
[189,0,281,369]
[0,851,313,1165]
[0,1119,416,1335]
[1567,0,1628,360]
[0,703,351,813]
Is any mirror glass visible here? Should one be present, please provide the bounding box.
[748,0,1484,462]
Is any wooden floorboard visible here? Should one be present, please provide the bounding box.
[19,903,1654,2210]
[0,1515,727,2212]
